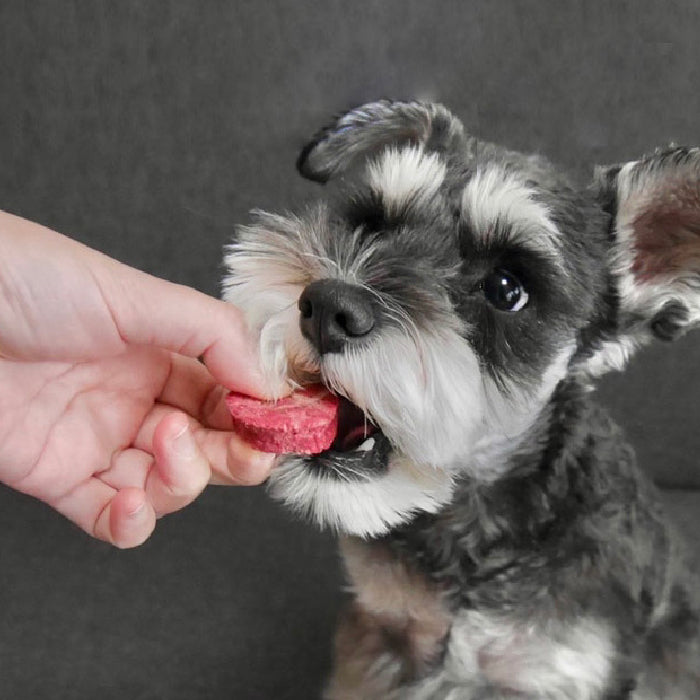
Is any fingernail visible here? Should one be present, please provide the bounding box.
[172,424,198,459]
[254,450,276,470]
[247,448,277,477]
[127,501,147,519]
[238,438,276,464]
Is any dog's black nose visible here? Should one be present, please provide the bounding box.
[299,279,376,354]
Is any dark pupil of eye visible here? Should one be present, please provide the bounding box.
[483,270,522,310]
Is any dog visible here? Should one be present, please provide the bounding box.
[222,100,700,699]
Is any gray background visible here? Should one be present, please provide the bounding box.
[0,2,699,699]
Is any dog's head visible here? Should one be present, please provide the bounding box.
[223,100,700,537]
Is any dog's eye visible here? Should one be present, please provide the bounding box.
[482,269,529,312]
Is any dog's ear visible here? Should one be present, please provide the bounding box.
[297,100,467,183]
[596,146,700,354]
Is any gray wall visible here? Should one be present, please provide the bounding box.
[1,2,699,699]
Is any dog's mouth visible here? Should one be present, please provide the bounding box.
[306,391,392,477]
[330,395,379,451]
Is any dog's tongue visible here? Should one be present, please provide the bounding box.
[333,396,378,451]
[225,385,339,454]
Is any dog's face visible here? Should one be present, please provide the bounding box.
[223,101,700,537]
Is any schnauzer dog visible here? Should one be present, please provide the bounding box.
[222,100,700,699]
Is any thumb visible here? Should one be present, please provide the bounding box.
[103,260,269,398]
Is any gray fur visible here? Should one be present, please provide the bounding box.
[223,101,700,698]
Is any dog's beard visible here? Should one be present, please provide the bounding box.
[223,216,572,536]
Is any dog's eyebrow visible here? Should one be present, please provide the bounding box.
[460,165,561,258]
[366,145,447,216]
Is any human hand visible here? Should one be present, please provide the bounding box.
[0,211,275,548]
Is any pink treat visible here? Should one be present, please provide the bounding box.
[225,385,339,454]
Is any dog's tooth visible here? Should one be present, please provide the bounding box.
[355,437,375,452]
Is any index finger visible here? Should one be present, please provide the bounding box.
[100,261,272,398]
[157,352,234,431]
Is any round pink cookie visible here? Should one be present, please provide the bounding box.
[225,385,339,454]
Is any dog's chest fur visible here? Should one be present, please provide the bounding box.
[339,537,452,671]
[328,536,452,698]
[333,536,616,699]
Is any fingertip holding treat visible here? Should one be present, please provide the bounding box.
[225,432,277,485]
[203,306,296,401]
[202,330,271,401]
